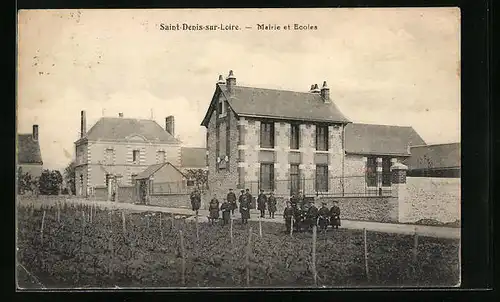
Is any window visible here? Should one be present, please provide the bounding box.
[382,158,392,186]
[105,148,114,164]
[133,150,140,164]
[131,174,138,183]
[290,124,300,150]
[290,164,300,195]
[260,122,275,148]
[219,124,226,157]
[366,157,377,187]
[217,101,223,116]
[315,165,329,192]
[260,163,274,191]
[157,151,166,163]
[316,125,328,151]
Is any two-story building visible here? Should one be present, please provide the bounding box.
[17,125,43,179]
[74,111,182,196]
[201,71,426,198]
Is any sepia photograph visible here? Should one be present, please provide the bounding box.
[16,8,461,289]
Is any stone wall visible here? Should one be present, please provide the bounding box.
[400,177,461,223]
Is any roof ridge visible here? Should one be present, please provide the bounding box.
[218,83,316,94]
[411,142,460,147]
[350,122,414,128]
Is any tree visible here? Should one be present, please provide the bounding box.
[38,169,63,195]
[64,161,76,195]
[17,167,35,195]
[184,169,209,191]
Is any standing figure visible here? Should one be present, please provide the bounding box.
[267,192,277,218]
[283,201,294,233]
[297,190,305,210]
[227,188,237,215]
[318,202,330,231]
[208,195,220,225]
[245,189,254,210]
[190,189,201,215]
[330,200,341,229]
[306,200,319,230]
[240,194,250,224]
[257,189,267,218]
[220,199,231,225]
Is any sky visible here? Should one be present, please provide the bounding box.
[17,8,460,171]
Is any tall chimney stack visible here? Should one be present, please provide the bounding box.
[321,81,330,102]
[226,70,236,94]
[81,110,86,138]
[311,84,320,93]
[118,112,123,118]
[32,125,39,141]
[166,116,175,137]
[217,74,225,85]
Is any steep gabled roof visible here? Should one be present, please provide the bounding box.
[136,162,187,180]
[84,117,180,144]
[17,134,43,164]
[201,84,351,126]
[345,123,426,156]
[181,147,206,168]
[406,143,461,170]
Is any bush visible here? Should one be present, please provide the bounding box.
[38,169,63,195]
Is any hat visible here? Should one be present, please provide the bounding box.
[332,200,339,203]
[229,188,233,191]
[241,189,245,193]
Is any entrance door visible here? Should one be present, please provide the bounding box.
[290,164,300,196]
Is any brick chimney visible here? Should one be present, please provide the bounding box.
[166,116,175,137]
[320,81,330,102]
[118,113,123,118]
[32,125,39,141]
[309,84,315,92]
[80,110,86,138]
[311,84,320,93]
[217,74,225,85]
[226,70,236,94]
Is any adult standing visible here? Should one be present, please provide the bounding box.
[267,192,277,218]
[220,199,231,225]
[245,189,253,210]
[227,188,237,215]
[257,189,267,218]
[240,194,250,224]
[330,200,341,229]
[283,201,294,233]
[208,195,220,225]
[190,189,201,215]
[318,202,330,231]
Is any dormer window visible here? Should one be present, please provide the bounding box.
[133,150,140,164]
[218,100,229,118]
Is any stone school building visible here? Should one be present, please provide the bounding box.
[201,70,427,199]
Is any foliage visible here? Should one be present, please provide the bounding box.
[184,169,209,190]
[63,161,76,195]
[16,203,460,288]
[38,169,63,195]
[17,167,37,195]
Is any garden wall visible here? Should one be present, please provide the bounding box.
[400,177,460,223]
[149,194,191,209]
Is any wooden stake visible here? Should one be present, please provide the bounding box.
[109,235,114,278]
[363,228,369,280]
[246,227,252,286]
[57,202,60,223]
[171,213,174,230]
[179,230,186,285]
[40,210,46,246]
[147,215,150,229]
[90,205,93,224]
[230,217,233,245]
[259,219,263,238]
[195,213,199,240]
[160,213,164,241]
[413,227,419,262]
[290,217,294,237]
[122,212,126,234]
[312,225,317,286]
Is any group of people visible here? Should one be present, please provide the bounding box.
[189,188,341,232]
[283,191,341,233]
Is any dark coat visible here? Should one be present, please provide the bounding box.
[227,192,237,210]
[318,206,330,217]
[267,195,277,212]
[239,197,250,219]
[257,193,267,210]
[307,205,319,219]
[330,205,341,217]
[283,206,294,220]
[221,202,231,221]
[190,192,201,211]
[209,199,220,219]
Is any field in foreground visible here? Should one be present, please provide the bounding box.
[16,203,460,288]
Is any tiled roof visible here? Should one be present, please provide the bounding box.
[136,162,187,180]
[345,123,426,156]
[17,134,43,164]
[405,143,460,170]
[202,84,351,126]
[181,147,206,168]
[85,117,180,144]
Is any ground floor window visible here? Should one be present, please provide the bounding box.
[290,164,300,195]
[260,163,274,191]
[382,158,392,186]
[315,165,328,192]
[366,157,377,187]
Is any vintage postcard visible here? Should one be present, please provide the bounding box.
[16,8,461,289]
